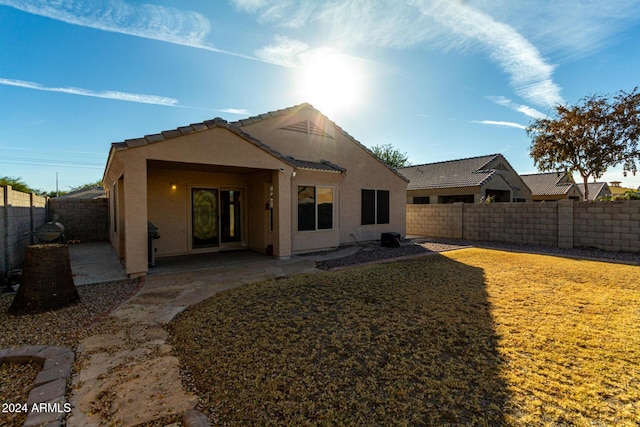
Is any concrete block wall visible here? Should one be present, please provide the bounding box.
[1,185,48,273]
[407,200,640,253]
[573,201,640,252]
[464,203,558,247]
[48,198,109,242]
[407,204,461,238]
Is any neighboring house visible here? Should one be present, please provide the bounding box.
[55,186,106,199]
[608,181,635,195]
[397,154,532,204]
[577,182,611,201]
[520,172,583,201]
[103,103,408,277]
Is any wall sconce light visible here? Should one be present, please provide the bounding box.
[292,171,297,177]
[170,183,177,191]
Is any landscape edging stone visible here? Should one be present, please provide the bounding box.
[0,345,74,426]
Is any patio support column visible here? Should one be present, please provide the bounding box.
[122,159,149,277]
[272,169,292,259]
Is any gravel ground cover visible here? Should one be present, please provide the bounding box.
[0,279,140,349]
[169,247,640,426]
[0,279,140,427]
[315,238,639,270]
[0,362,39,426]
[314,239,472,270]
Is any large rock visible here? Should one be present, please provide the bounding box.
[9,244,80,314]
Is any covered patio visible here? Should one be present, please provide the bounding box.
[104,119,296,278]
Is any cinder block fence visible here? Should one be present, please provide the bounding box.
[2,186,109,275]
[1,185,48,273]
[48,198,109,242]
[407,200,640,253]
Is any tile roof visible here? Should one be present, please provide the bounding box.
[230,103,315,127]
[106,103,414,179]
[397,154,504,190]
[285,157,346,173]
[55,186,105,199]
[520,172,580,196]
[109,116,347,172]
[577,182,611,200]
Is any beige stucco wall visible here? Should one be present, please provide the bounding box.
[239,108,408,246]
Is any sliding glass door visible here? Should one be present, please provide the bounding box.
[192,188,219,249]
[191,188,243,250]
[221,190,242,244]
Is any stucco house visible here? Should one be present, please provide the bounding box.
[520,172,583,201]
[103,103,408,277]
[398,154,532,204]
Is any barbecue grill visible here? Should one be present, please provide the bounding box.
[27,221,66,243]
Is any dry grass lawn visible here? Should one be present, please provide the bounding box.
[169,248,640,426]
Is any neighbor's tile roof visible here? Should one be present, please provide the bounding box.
[520,172,578,196]
[577,182,611,200]
[55,186,105,199]
[397,154,503,190]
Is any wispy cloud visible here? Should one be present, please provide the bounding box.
[412,0,563,107]
[0,0,256,60]
[235,0,564,107]
[486,96,548,120]
[474,1,640,60]
[472,120,527,130]
[215,108,251,115]
[255,35,309,67]
[0,77,179,106]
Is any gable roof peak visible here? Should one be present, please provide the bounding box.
[398,153,502,171]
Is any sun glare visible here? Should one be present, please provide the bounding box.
[295,49,368,116]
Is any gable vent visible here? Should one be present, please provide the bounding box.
[280,120,333,138]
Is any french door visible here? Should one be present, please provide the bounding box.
[191,188,243,250]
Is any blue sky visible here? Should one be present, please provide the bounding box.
[2,0,640,192]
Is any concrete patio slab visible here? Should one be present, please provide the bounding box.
[68,242,127,285]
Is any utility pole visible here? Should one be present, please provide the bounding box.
[56,172,59,197]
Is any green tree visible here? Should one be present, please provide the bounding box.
[370,143,411,168]
[68,179,103,192]
[527,88,640,201]
[0,176,33,193]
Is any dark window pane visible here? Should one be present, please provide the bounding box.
[377,190,390,224]
[298,186,316,231]
[361,189,375,225]
[317,187,333,229]
[413,196,429,204]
